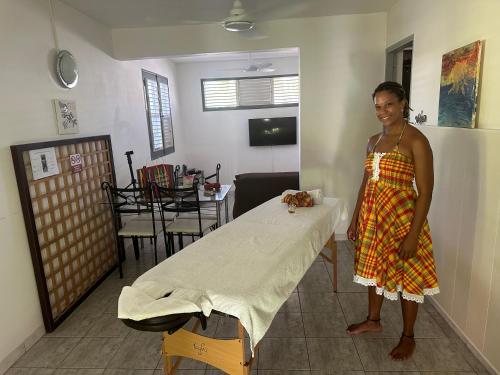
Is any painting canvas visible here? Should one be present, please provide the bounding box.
[53,99,79,134]
[438,40,483,128]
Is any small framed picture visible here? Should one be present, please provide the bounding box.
[29,147,60,180]
[53,99,79,134]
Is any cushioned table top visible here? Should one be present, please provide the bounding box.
[118,196,346,354]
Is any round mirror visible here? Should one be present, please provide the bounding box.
[56,50,78,88]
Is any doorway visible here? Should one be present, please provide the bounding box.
[386,35,414,104]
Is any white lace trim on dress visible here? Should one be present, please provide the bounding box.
[371,152,386,181]
[352,275,440,304]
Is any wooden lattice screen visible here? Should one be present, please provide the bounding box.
[11,135,117,332]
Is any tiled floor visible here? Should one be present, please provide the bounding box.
[7,209,491,374]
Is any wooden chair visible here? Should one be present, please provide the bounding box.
[154,183,218,255]
[102,181,166,278]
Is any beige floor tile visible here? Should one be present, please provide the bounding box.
[106,331,161,369]
[5,369,55,375]
[265,313,305,338]
[103,370,154,375]
[353,337,418,371]
[60,337,124,368]
[306,338,363,371]
[259,371,310,375]
[86,313,131,338]
[53,370,105,375]
[412,338,473,372]
[258,338,309,370]
[310,371,364,375]
[298,263,333,293]
[13,337,81,368]
[45,313,95,338]
[302,312,348,338]
[299,292,341,313]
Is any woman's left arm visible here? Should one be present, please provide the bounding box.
[399,135,434,259]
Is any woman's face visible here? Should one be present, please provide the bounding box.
[373,90,405,127]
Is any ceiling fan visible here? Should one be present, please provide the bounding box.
[223,0,254,32]
[223,53,276,73]
[220,0,269,39]
[242,62,275,73]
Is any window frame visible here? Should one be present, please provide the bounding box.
[142,69,175,160]
[201,74,299,112]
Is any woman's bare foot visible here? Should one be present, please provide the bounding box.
[390,334,415,360]
[347,318,382,335]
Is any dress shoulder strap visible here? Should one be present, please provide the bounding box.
[395,122,407,151]
[372,133,383,153]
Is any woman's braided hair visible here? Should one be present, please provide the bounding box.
[372,81,410,119]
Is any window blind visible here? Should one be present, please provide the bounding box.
[202,74,299,111]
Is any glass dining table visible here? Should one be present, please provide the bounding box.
[197,184,232,226]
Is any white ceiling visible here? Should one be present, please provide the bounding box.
[59,0,397,29]
[168,48,299,63]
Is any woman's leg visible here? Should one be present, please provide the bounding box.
[347,286,384,334]
[390,298,418,360]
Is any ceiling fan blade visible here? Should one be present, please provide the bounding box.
[259,68,276,73]
[257,62,273,69]
[238,26,268,40]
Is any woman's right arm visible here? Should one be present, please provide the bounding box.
[347,138,373,241]
[347,171,369,241]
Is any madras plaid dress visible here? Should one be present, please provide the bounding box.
[353,151,439,303]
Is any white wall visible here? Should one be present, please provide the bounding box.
[112,13,388,234]
[176,56,299,185]
[0,0,186,371]
[388,1,500,372]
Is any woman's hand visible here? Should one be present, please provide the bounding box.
[399,234,418,259]
[347,221,358,242]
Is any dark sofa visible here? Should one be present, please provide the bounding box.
[232,172,300,218]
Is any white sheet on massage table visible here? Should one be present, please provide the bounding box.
[118,196,346,354]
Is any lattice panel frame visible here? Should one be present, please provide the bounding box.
[11,135,117,332]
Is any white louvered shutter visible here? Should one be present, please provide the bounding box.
[203,80,238,109]
[144,76,163,152]
[273,75,300,105]
[158,78,174,149]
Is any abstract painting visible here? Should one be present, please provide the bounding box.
[438,40,483,128]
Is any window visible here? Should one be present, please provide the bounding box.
[201,74,299,111]
[142,70,174,159]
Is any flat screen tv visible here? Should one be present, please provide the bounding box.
[248,117,297,146]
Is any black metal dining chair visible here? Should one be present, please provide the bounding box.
[153,182,218,256]
[101,181,166,278]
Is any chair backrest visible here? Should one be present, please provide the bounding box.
[174,165,181,187]
[101,181,158,232]
[205,163,221,184]
[153,182,203,233]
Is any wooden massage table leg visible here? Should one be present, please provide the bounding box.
[320,233,337,292]
[162,318,252,375]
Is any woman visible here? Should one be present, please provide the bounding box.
[347,81,439,360]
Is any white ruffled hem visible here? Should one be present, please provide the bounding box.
[352,275,440,304]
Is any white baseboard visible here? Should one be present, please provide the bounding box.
[0,324,45,375]
[429,297,498,374]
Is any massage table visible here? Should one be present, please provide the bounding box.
[118,196,346,374]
